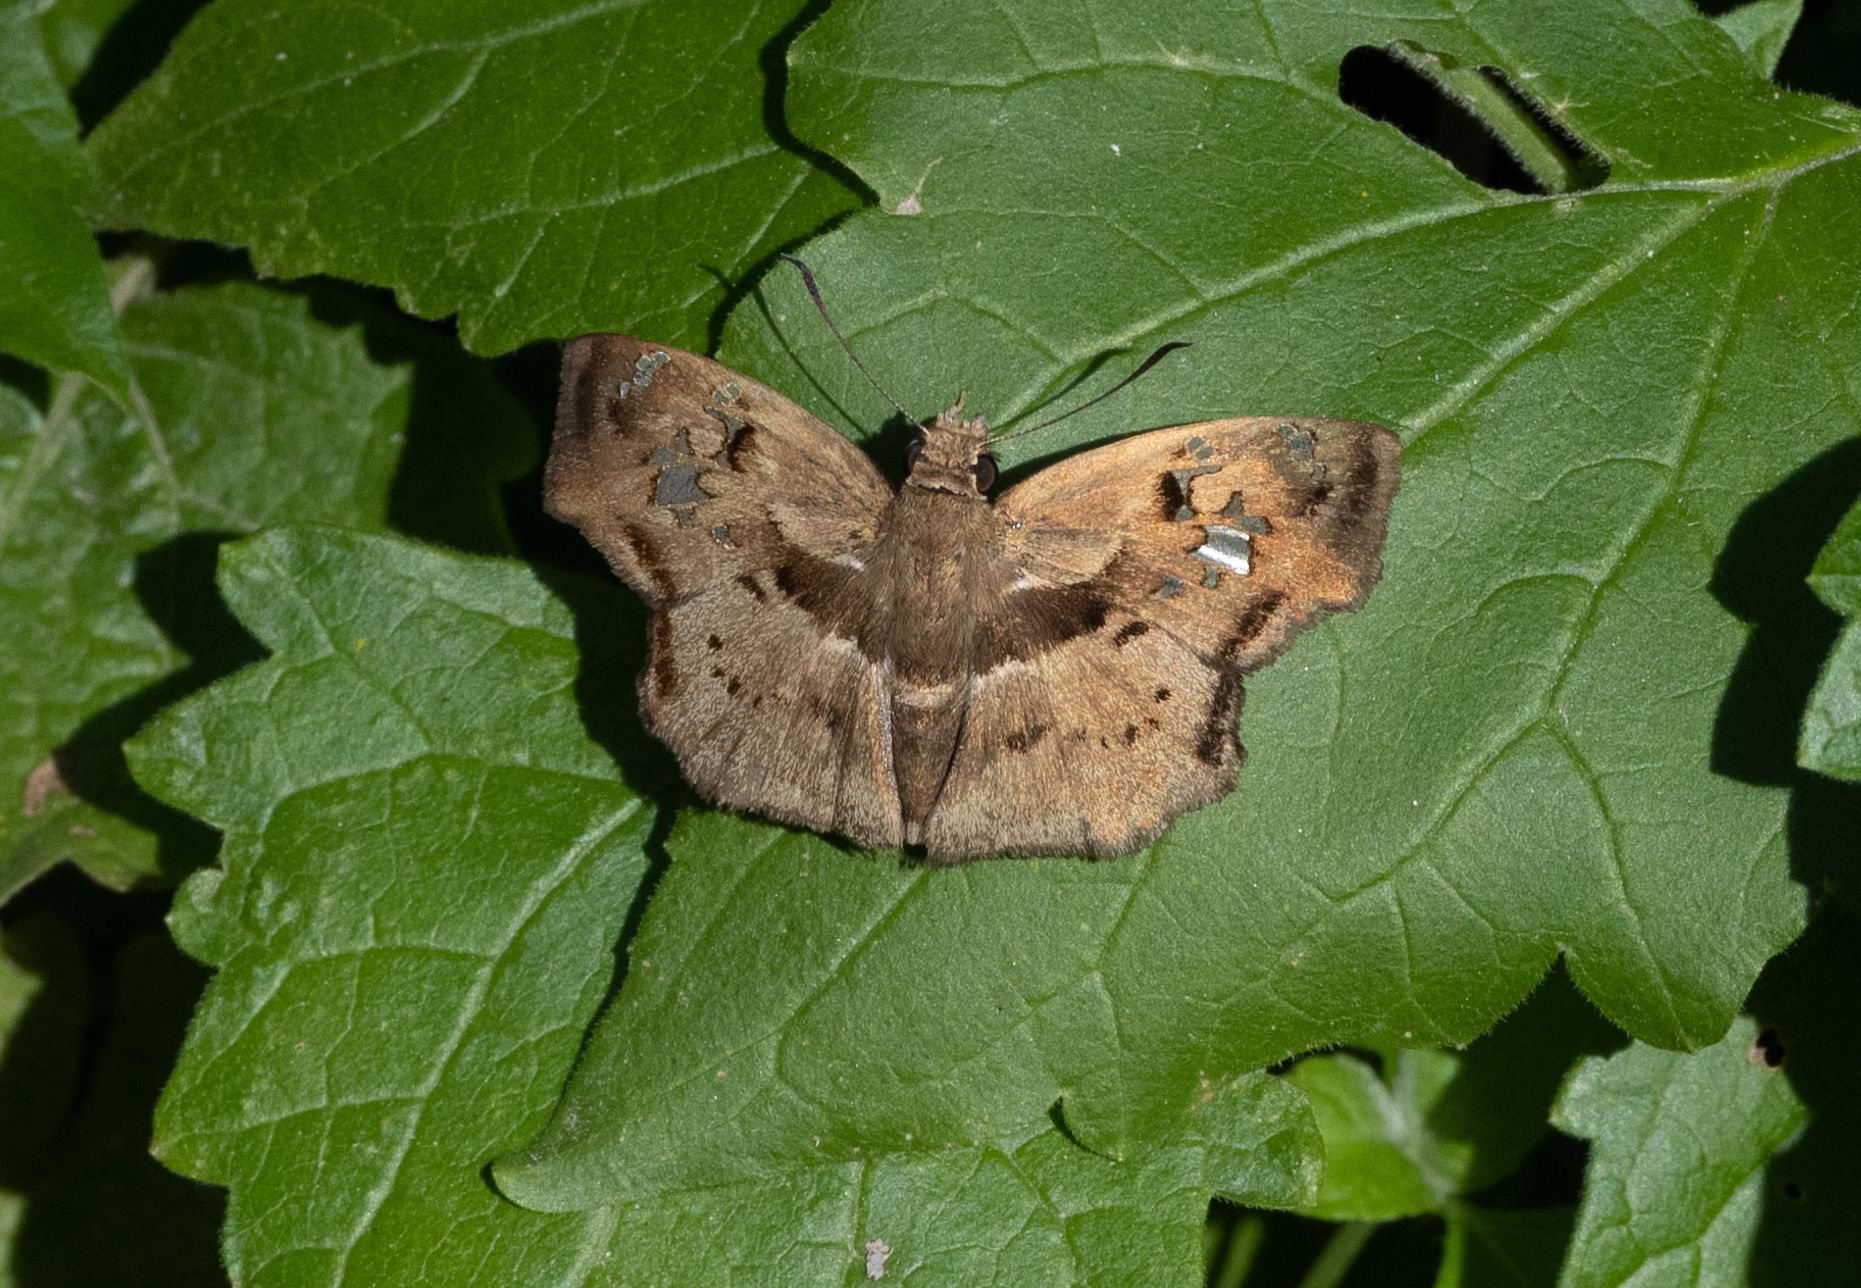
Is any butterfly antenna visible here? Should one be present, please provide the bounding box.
[780,254,914,423]
[992,341,1192,445]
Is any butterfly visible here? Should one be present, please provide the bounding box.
[546,332,1399,862]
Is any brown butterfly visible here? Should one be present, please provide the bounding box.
[547,328,1399,863]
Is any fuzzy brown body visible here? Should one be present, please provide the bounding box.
[546,335,1400,862]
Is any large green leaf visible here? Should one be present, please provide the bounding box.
[0,3,124,391]
[1800,497,1861,779]
[503,0,1856,1197]
[1551,1017,1805,1287]
[130,528,1317,1283]
[84,0,863,355]
[0,279,529,906]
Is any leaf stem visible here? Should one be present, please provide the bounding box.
[1208,1211,1266,1288]
[1295,1221,1375,1288]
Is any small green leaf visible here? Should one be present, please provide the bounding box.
[0,4,125,391]
[1288,1052,1454,1220]
[1712,0,1804,78]
[85,0,862,355]
[1,281,527,904]
[1801,498,1861,779]
[1287,970,1616,1221]
[1552,1017,1806,1288]
[28,0,141,91]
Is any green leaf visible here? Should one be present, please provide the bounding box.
[129,528,1324,1284]
[631,0,1847,1166]
[0,3,125,391]
[1712,0,1804,79]
[1283,967,1614,1221]
[85,0,863,355]
[1551,1017,1806,1287]
[0,921,222,1285]
[26,0,142,90]
[1800,497,1861,779]
[129,527,658,1285]
[1,279,529,905]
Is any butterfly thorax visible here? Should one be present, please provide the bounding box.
[905,404,992,495]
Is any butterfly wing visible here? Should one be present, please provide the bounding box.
[922,416,1401,860]
[548,335,905,846]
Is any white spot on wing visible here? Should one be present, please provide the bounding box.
[1193,527,1252,576]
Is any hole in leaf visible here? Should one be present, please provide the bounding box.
[1748,1026,1787,1068]
[1339,43,1608,195]
[1782,1179,1805,1200]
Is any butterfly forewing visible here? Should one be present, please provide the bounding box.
[546,336,905,845]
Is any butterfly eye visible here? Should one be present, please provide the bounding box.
[906,436,925,470]
[972,452,998,492]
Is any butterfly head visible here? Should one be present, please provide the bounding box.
[905,396,998,496]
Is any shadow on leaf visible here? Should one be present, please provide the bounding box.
[1709,434,1861,905]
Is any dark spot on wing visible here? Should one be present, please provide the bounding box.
[1154,686,1171,702]
[974,582,1111,672]
[1340,436,1382,518]
[770,545,881,659]
[727,677,742,696]
[649,613,678,697]
[623,524,676,598]
[1196,670,1243,765]
[570,359,603,428]
[708,634,723,650]
[1112,620,1151,647]
[1157,471,1189,523]
[725,422,757,468]
[1224,590,1288,659]
[736,572,766,601]
[1004,723,1050,753]
[1297,483,1334,516]
[1123,724,1139,745]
